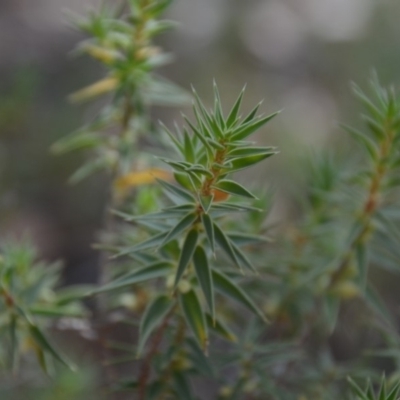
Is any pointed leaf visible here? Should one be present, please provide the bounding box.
[161,213,198,246]
[199,195,214,214]
[174,229,199,286]
[28,323,75,370]
[183,128,195,163]
[138,295,174,356]
[184,116,213,154]
[201,213,215,253]
[227,86,245,127]
[186,338,214,377]
[228,152,275,173]
[213,81,225,131]
[180,289,208,350]
[387,381,400,400]
[213,222,241,268]
[114,231,169,257]
[230,111,280,141]
[212,270,267,322]
[214,180,256,199]
[348,377,369,400]
[205,314,237,342]
[243,101,262,124]
[160,121,184,155]
[193,246,215,319]
[173,371,194,400]
[156,178,195,202]
[91,262,173,294]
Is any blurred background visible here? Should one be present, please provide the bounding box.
[1,0,400,285]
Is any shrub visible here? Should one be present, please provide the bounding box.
[2,1,400,399]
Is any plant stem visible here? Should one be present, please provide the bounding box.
[330,123,395,286]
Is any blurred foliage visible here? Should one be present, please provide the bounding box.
[2,1,400,400]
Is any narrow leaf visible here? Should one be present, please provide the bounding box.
[212,270,267,322]
[227,86,245,127]
[28,323,75,370]
[180,289,208,351]
[230,111,280,141]
[201,213,215,253]
[156,178,195,202]
[91,262,173,294]
[161,213,198,246]
[228,152,275,173]
[193,246,215,319]
[199,195,214,214]
[213,222,241,269]
[205,314,237,342]
[214,180,256,199]
[114,231,169,258]
[174,229,199,287]
[138,295,174,356]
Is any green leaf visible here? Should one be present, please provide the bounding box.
[227,86,245,127]
[173,371,194,400]
[199,195,214,214]
[184,116,213,154]
[214,180,256,199]
[137,295,174,356]
[228,232,269,246]
[211,203,262,213]
[174,229,199,287]
[212,270,267,322]
[340,123,378,159]
[228,146,277,158]
[206,138,225,150]
[193,246,215,320]
[205,314,237,342]
[378,378,386,400]
[356,243,369,290]
[351,82,384,122]
[51,132,102,154]
[323,296,340,334]
[114,231,169,257]
[69,158,109,184]
[161,213,198,247]
[160,121,184,155]
[213,222,241,269]
[55,285,96,305]
[28,323,75,370]
[213,81,225,131]
[183,128,195,163]
[230,111,280,141]
[365,283,394,327]
[144,0,173,17]
[387,381,400,400]
[29,305,85,318]
[91,262,173,294]
[348,377,369,400]
[156,178,196,202]
[201,213,215,253]
[186,338,214,377]
[180,289,208,351]
[231,244,257,273]
[143,76,190,106]
[228,152,275,173]
[243,101,263,124]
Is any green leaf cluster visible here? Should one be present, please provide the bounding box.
[0,240,83,373]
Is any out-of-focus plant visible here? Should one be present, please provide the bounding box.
[0,240,84,374]
[3,1,400,399]
[51,0,188,190]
